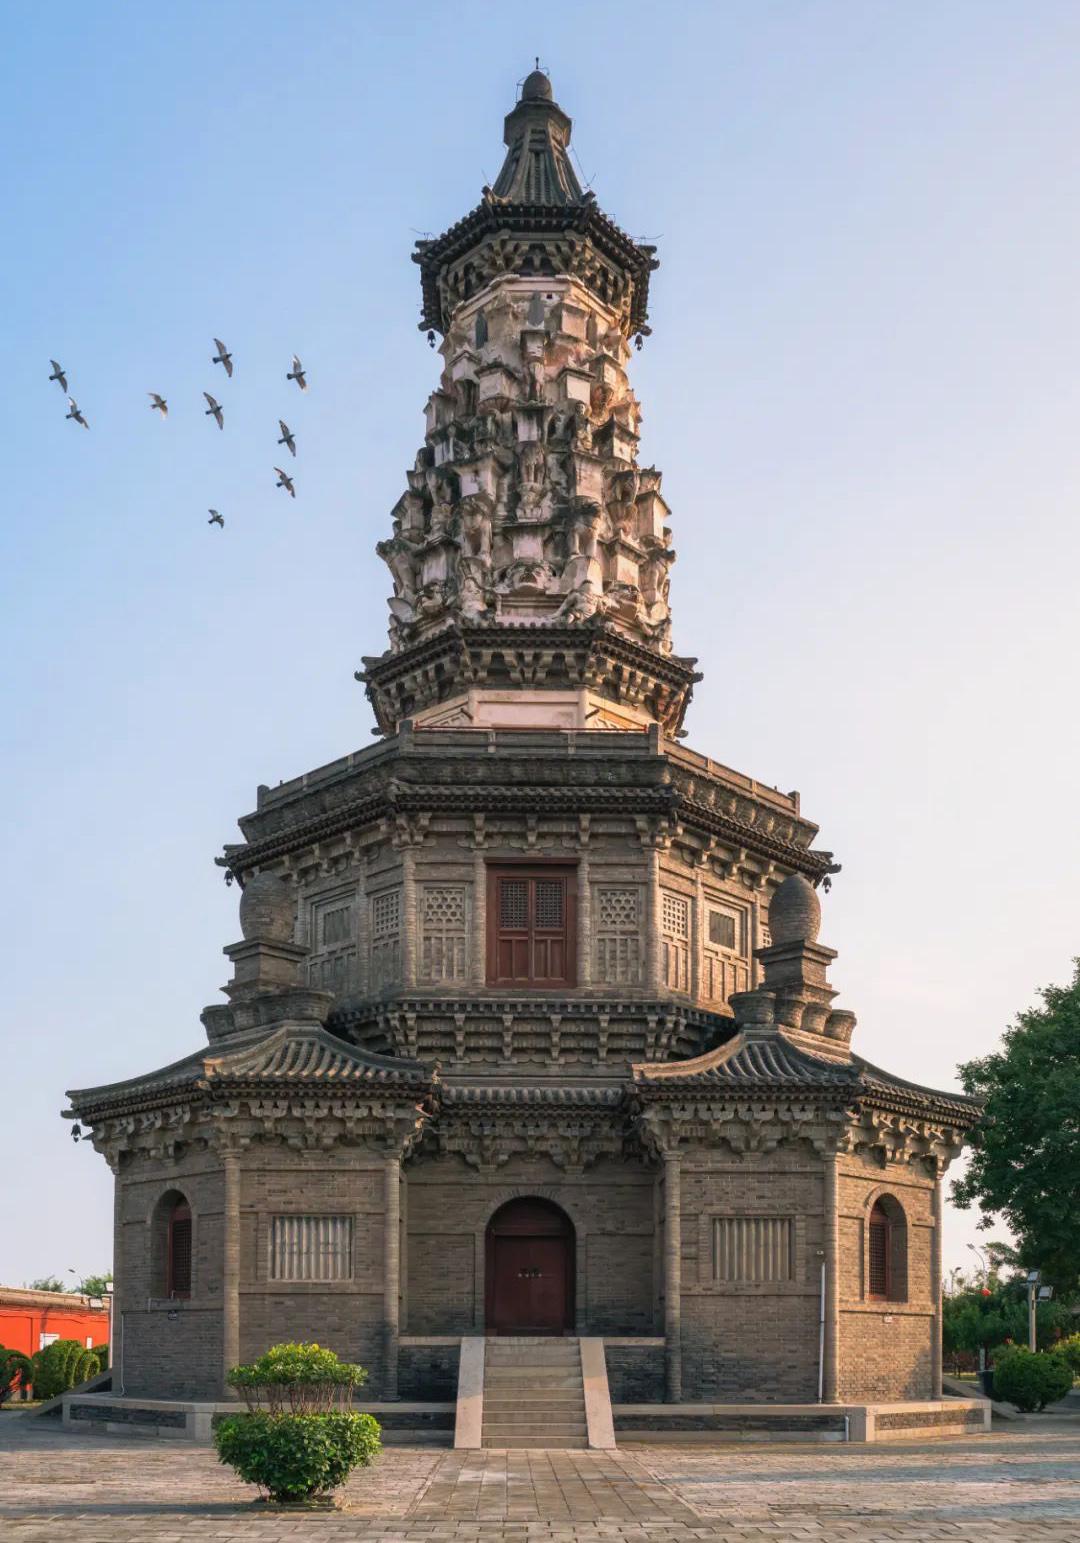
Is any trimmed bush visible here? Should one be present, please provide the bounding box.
[31,1339,98,1399]
[227,1342,366,1415]
[214,1411,381,1502]
[1054,1334,1080,1378]
[992,1347,1074,1411]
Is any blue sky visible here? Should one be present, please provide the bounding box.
[4,1,1080,1285]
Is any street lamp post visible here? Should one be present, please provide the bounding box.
[1026,1270,1041,1353]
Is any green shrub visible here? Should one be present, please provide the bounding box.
[1054,1334,1080,1378]
[0,1349,34,1404]
[992,1347,1074,1411]
[214,1411,381,1501]
[30,1339,99,1399]
[227,1342,366,1415]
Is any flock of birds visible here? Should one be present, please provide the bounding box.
[48,341,309,528]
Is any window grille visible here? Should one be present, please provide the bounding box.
[868,1202,891,1297]
[713,1217,794,1282]
[167,1203,192,1298]
[661,890,690,991]
[420,884,468,982]
[535,880,564,930]
[703,901,749,1004]
[499,880,528,931]
[595,886,642,984]
[322,905,353,946]
[370,888,402,990]
[269,1216,353,1281]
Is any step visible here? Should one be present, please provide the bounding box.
[483,1423,588,1439]
[486,1351,580,1365]
[483,1395,584,1409]
[482,1436,589,1449]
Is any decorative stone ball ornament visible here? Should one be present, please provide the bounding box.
[768,872,821,946]
[238,871,294,943]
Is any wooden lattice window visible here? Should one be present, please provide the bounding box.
[167,1200,192,1299]
[487,867,576,987]
[370,888,402,991]
[269,1216,353,1281]
[661,890,691,992]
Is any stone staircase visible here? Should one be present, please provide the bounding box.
[481,1337,588,1449]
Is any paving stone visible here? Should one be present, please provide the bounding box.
[1,1415,1079,1543]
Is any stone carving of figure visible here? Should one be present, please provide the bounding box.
[607,468,640,540]
[426,469,456,538]
[516,441,547,518]
[554,501,604,622]
[377,521,421,619]
[569,403,593,452]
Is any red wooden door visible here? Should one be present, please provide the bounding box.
[485,1198,574,1335]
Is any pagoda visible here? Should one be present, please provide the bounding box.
[66,73,980,1436]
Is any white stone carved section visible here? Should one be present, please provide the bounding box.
[712,1217,794,1283]
[419,884,469,984]
[594,885,643,985]
[269,1215,353,1281]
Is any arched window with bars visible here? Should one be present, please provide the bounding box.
[152,1191,193,1300]
[866,1194,907,1302]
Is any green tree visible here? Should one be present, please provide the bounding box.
[77,1273,112,1298]
[0,1350,34,1404]
[25,1276,65,1294]
[953,960,1080,1289]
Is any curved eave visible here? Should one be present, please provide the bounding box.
[413,197,657,336]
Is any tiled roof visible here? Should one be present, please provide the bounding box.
[443,1084,622,1108]
[633,1032,859,1089]
[66,1026,433,1117]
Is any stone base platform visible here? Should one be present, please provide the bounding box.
[59,1392,988,1445]
[60,1395,455,1443]
[615,1400,991,1442]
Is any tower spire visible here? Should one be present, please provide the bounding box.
[489,70,583,206]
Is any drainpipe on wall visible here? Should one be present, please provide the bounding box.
[817,1259,826,1402]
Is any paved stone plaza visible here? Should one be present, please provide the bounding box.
[2,1415,1080,1542]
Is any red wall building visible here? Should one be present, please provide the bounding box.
[0,1286,109,1361]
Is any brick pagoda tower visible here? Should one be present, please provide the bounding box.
[66,73,979,1433]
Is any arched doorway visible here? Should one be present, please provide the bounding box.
[485,1197,575,1335]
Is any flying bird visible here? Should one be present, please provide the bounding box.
[275,466,296,498]
[211,339,233,377]
[148,392,168,417]
[277,419,296,456]
[286,354,307,391]
[65,396,89,429]
[208,509,225,528]
[49,359,68,391]
[203,391,224,429]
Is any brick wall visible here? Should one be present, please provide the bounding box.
[836,1151,936,1401]
[404,1152,657,1336]
[116,1156,225,1399]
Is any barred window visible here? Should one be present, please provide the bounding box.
[322,905,353,946]
[370,887,402,991]
[167,1199,192,1298]
[713,1217,794,1283]
[269,1216,353,1281]
[703,900,749,1005]
[594,886,643,985]
[419,884,468,983]
[661,890,690,992]
[866,1195,907,1302]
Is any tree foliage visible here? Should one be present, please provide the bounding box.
[992,1347,1074,1412]
[227,1343,366,1416]
[942,1279,1073,1365]
[77,1273,112,1298]
[215,1411,381,1502]
[31,1339,99,1399]
[953,960,1080,1288]
[26,1277,65,1294]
